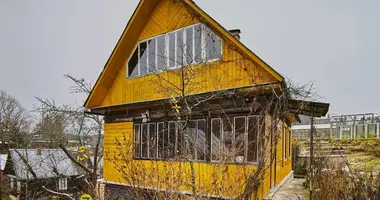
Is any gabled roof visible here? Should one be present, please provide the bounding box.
[84,0,284,108]
[8,149,84,180]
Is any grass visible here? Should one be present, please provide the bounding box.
[347,152,380,172]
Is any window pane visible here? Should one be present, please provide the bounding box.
[177,121,186,158]
[185,120,197,159]
[149,123,157,158]
[164,122,171,159]
[234,117,246,162]
[139,41,148,76]
[168,122,176,159]
[141,124,148,158]
[211,118,222,161]
[176,29,184,67]
[205,26,222,60]
[185,27,194,65]
[157,122,164,159]
[134,124,141,158]
[168,32,176,68]
[194,24,202,63]
[223,118,234,161]
[197,119,206,161]
[157,35,167,71]
[247,117,258,162]
[128,46,139,77]
[148,39,156,73]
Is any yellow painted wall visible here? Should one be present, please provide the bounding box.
[274,122,292,185]
[100,0,277,107]
[103,119,292,199]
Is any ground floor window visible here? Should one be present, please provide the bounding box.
[58,178,67,190]
[17,181,21,192]
[133,115,264,163]
[210,116,263,163]
[134,120,206,161]
[10,178,14,189]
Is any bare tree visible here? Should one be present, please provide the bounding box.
[32,74,104,199]
[0,90,31,148]
[0,91,31,200]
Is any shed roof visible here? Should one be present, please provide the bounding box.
[9,149,84,180]
[287,99,330,118]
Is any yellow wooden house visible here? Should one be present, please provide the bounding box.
[84,0,329,199]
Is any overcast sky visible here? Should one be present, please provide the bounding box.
[1,0,379,115]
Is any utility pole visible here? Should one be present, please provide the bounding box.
[309,107,314,200]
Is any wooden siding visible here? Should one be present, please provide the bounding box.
[102,119,292,199]
[100,0,277,107]
[275,122,293,186]
[9,177,84,199]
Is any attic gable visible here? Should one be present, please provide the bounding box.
[85,0,284,109]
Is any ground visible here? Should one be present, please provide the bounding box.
[272,178,309,200]
[347,152,380,172]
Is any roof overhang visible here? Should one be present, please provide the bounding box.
[287,99,330,118]
[87,82,283,115]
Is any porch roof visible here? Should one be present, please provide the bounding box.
[86,82,283,115]
[287,99,330,118]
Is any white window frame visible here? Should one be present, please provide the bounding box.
[202,25,222,63]
[247,116,260,163]
[211,118,222,161]
[186,120,197,159]
[17,181,21,192]
[233,116,247,163]
[132,115,262,164]
[197,119,207,161]
[58,177,68,190]
[141,123,149,159]
[157,122,164,159]
[10,178,14,189]
[147,122,156,158]
[127,23,223,78]
[167,121,177,159]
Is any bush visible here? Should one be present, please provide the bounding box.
[314,169,380,200]
[360,139,380,157]
[367,132,376,138]
[359,132,376,139]
[341,137,350,144]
